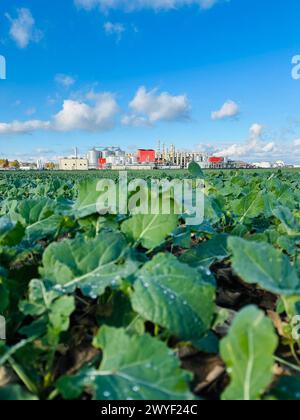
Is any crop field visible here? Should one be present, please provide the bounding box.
[0,168,300,401]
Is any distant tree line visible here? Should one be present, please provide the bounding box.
[0,159,20,168]
[0,160,58,170]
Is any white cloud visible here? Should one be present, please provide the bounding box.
[215,124,277,158]
[53,93,118,131]
[75,0,222,12]
[0,87,190,135]
[0,120,50,135]
[6,8,42,48]
[104,22,125,41]
[126,86,190,125]
[55,74,76,88]
[0,92,119,135]
[211,100,240,120]
[194,143,218,154]
[249,122,263,138]
[195,126,300,163]
[294,138,300,147]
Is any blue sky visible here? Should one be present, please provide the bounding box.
[0,0,300,163]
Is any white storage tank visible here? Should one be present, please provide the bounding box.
[87,148,101,169]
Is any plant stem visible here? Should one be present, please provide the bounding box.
[290,344,300,366]
[125,314,142,332]
[8,357,39,396]
[47,389,59,401]
[274,356,300,373]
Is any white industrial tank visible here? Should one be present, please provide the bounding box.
[87,148,101,169]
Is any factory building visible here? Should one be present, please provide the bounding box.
[137,149,156,164]
[155,142,229,169]
[87,147,127,169]
[59,143,233,171]
[59,158,89,171]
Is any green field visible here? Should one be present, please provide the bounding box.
[0,167,300,400]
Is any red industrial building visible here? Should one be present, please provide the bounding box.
[98,158,107,169]
[137,149,156,163]
[208,157,224,164]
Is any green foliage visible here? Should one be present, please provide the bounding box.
[73,178,102,218]
[188,161,204,178]
[0,169,300,400]
[271,376,300,400]
[220,306,278,401]
[180,234,229,268]
[121,213,178,249]
[131,253,215,345]
[0,385,38,400]
[229,237,300,295]
[57,326,194,400]
[40,230,139,298]
[0,216,24,246]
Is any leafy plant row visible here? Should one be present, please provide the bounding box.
[0,168,299,400]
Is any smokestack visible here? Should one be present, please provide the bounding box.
[157,140,161,157]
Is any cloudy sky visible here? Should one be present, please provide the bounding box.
[0,0,300,163]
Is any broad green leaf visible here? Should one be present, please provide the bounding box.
[40,230,138,298]
[180,234,229,268]
[25,214,64,242]
[194,331,219,354]
[131,253,215,344]
[273,206,300,236]
[231,191,265,221]
[277,235,297,255]
[57,327,194,400]
[0,216,24,246]
[73,178,102,218]
[229,237,300,295]
[188,161,204,178]
[271,376,300,400]
[8,198,62,242]
[19,279,57,317]
[8,198,56,226]
[0,385,38,401]
[0,338,36,366]
[204,195,223,224]
[47,296,75,346]
[19,279,75,347]
[172,226,192,249]
[221,306,278,401]
[121,213,178,250]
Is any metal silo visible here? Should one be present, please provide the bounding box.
[87,148,101,169]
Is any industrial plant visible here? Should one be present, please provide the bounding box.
[58,143,241,171]
[0,143,292,171]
